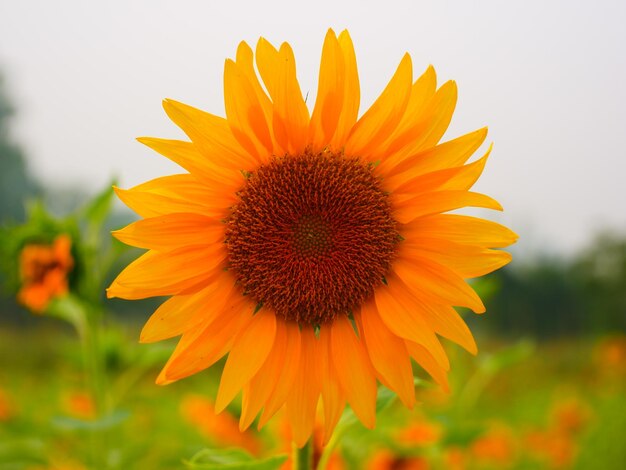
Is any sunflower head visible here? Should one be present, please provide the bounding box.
[17,234,74,313]
[109,29,517,446]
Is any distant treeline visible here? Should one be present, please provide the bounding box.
[483,232,626,338]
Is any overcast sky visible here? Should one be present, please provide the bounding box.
[1,0,625,256]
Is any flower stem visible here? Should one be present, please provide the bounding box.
[293,439,313,470]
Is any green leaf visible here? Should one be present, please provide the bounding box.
[481,339,535,373]
[183,448,287,470]
[52,409,130,431]
[81,181,117,228]
[0,439,47,465]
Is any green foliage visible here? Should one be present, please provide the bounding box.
[184,449,287,470]
[0,73,39,224]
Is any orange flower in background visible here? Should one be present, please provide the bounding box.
[17,234,73,313]
[181,394,261,455]
[108,29,516,445]
[366,450,430,470]
[471,425,517,467]
[0,388,15,422]
[63,391,95,420]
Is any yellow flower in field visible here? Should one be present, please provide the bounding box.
[108,29,516,445]
[18,234,73,313]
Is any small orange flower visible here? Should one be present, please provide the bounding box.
[366,450,429,470]
[525,429,576,469]
[63,391,95,419]
[181,394,261,455]
[17,234,73,313]
[396,418,443,447]
[0,388,15,422]
[470,425,516,467]
[550,398,591,436]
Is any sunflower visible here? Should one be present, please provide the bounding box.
[108,29,516,446]
[18,234,74,313]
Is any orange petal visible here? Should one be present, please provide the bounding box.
[318,326,346,444]
[309,29,344,152]
[137,137,237,184]
[382,127,487,178]
[399,237,512,279]
[329,30,360,150]
[216,308,277,412]
[393,254,485,313]
[107,244,226,300]
[112,213,224,251]
[162,99,255,170]
[345,53,413,159]
[405,340,450,392]
[140,271,237,343]
[224,59,273,162]
[359,301,416,408]
[384,272,477,355]
[114,174,236,219]
[376,66,437,163]
[400,214,519,248]
[239,319,288,430]
[286,326,320,447]
[374,278,450,371]
[256,39,310,154]
[258,321,302,428]
[158,295,255,383]
[392,190,503,225]
[386,145,492,195]
[330,315,377,429]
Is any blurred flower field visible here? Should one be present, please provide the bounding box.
[1,320,624,469]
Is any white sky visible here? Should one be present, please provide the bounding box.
[0,0,625,256]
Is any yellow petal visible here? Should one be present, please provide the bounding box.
[136,137,232,184]
[392,190,503,224]
[224,59,273,162]
[329,30,360,150]
[107,245,226,300]
[376,66,437,161]
[382,272,477,354]
[159,295,255,383]
[399,237,512,279]
[392,255,485,313]
[216,308,276,412]
[258,321,302,428]
[239,319,288,430]
[345,53,413,159]
[286,326,320,447]
[405,340,450,392]
[112,213,224,251]
[318,326,346,444]
[162,99,255,170]
[400,214,519,248]
[256,39,310,154]
[330,315,377,429]
[114,176,234,219]
[374,277,450,370]
[309,29,344,152]
[381,127,488,178]
[140,272,237,343]
[359,301,415,408]
[386,145,492,195]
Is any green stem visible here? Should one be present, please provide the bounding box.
[293,439,313,470]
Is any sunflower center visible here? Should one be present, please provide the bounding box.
[225,150,398,325]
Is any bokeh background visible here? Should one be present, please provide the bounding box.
[0,1,624,469]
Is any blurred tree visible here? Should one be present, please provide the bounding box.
[485,231,626,338]
[0,71,39,223]
[571,232,626,334]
